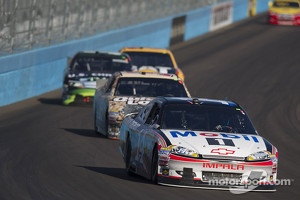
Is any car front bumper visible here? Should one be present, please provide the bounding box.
[268,14,300,26]
[157,154,277,191]
[62,88,95,105]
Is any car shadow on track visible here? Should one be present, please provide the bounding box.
[62,128,120,140]
[62,128,107,138]
[76,165,152,184]
[38,97,95,107]
[38,97,63,105]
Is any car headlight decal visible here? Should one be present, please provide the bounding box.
[246,150,270,162]
[108,111,124,123]
[68,73,76,78]
[170,145,199,158]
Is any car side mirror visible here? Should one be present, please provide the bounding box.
[151,123,160,129]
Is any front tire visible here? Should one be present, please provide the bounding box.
[125,135,134,176]
[151,145,158,184]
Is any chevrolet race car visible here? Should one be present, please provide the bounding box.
[93,71,190,139]
[119,47,185,81]
[119,97,278,191]
[268,0,300,25]
[62,51,133,105]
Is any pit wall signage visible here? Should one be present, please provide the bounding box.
[248,0,256,17]
[170,15,186,46]
[210,1,233,31]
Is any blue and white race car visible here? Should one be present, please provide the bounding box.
[119,97,278,191]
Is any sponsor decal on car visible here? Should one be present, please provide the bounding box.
[169,131,259,143]
[202,163,245,170]
[113,97,153,105]
[210,148,235,155]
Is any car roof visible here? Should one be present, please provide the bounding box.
[117,71,182,80]
[157,97,239,107]
[120,47,172,54]
[73,51,128,58]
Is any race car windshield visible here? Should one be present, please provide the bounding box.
[70,57,132,74]
[114,78,188,97]
[161,104,257,135]
[125,52,174,68]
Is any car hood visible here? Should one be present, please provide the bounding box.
[108,96,154,121]
[160,130,270,157]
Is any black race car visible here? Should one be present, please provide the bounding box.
[62,51,133,105]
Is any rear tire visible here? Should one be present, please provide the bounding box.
[151,145,158,184]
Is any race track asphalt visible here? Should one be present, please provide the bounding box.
[0,13,299,200]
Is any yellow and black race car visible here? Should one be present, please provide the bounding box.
[268,0,300,25]
[120,47,185,81]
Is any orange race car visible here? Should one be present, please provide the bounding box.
[268,0,300,25]
[120,47,185,81]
